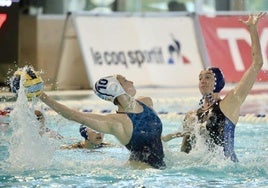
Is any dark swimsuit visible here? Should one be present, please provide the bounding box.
[122,101,166,169]
[184,100,238,162]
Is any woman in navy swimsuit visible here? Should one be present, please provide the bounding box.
[180,13,265,162]
[37,74,166,169]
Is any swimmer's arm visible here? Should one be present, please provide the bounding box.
[161,132,184,142]
[180,135,190,153]
[234,13,264,101]
[221,13,265,122]
[39,92,123,134]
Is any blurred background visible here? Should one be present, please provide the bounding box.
[0,0,267,90]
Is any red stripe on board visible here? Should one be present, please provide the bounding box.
[0,14,7,28]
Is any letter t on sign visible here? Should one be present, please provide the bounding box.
[217,28,250,71]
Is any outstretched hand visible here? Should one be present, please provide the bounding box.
[239,12,266,27]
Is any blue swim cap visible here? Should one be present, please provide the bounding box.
[94,75,125,103]
[207,67,225,93]
[79,125,88,140]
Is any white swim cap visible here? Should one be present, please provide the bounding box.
[94,75,126,102]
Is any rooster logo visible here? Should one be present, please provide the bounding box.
[168,34,190,64]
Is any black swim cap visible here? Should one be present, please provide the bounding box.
[79,125,88,140]
[207,67,225,93]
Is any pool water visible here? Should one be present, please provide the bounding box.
[0,88,267,188]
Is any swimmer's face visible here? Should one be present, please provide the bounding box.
[86,128,104,145]
[198,70,215,95]
[117,75,136,97]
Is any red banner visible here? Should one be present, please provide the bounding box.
[199,15,268,82]
[0,14,7,28]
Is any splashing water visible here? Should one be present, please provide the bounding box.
[1,86,268,187]
[6,79,57,170]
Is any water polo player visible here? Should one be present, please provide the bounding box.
[180,13,265,162]
[12,72,166,169]
[60,125,110,149]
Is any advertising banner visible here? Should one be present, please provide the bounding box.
[199,15,268,82]
[0,2,19,85]
[73,14,203,87]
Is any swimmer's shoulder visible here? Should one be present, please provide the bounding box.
[219,91,240,124]
[136,97,153,108]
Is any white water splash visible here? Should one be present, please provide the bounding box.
[180,111,228,165]
[6,78,57,170]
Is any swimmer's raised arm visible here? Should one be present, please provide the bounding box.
[235,13,265,99]
[221,12,265,123]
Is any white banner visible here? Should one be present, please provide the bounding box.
[73,14,203,87]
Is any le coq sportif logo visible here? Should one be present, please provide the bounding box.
[89,34,191,67]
